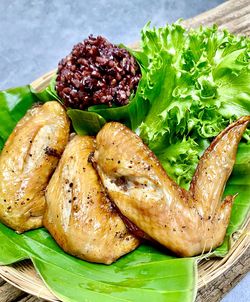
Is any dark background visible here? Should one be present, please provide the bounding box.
[0,1,249,301]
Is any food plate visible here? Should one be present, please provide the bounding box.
[1,1,250,298]
[0,70,249,301]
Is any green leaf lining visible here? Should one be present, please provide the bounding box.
[0,224,197,302]
[0,85,38,148]
[67,109,106,135]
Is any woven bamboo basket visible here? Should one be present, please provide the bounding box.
[0,1,249,301]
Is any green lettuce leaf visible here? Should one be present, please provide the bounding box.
[134,23,250,188]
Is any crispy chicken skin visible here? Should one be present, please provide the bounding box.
[44,135,139,264]
[0,101,70,233]
[94,116,250,257]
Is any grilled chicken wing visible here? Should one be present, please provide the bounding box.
[0,101,70,233]
[94,116,250,256]
[44,135,139,264]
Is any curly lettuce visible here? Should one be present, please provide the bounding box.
[132,23,250,188]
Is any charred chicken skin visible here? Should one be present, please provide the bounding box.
[0,101,70,233]
[94,116,250,257]
[44,135,139,264]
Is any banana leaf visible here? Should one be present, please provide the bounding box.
[0,85,249,302]
[67,109,106,136]
[214,143,250,257]
[0,85,38,148]
[34,74,61,103]
[0,225,197,302]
